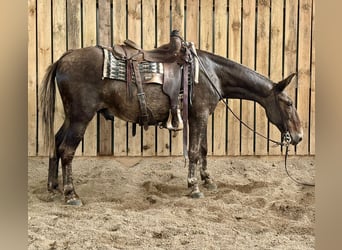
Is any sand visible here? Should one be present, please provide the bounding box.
[28,155,315,249]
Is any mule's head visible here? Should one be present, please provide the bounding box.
[265,73,303,145]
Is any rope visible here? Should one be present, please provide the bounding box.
[284,146,315,187]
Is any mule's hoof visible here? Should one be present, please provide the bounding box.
[203,181,217,191]
[190,191,204,199]
[66,198,83,206]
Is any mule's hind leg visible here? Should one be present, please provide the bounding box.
[48,122,67,192]
[58,121,88,205]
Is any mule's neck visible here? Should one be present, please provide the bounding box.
[200,51,274,108]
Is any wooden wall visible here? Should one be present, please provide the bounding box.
[28,0,315,156]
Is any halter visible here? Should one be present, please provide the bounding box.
[194,52,315,187]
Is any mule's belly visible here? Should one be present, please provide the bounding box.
[104,81,171,125]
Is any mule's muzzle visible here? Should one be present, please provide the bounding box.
[289,132,303,145]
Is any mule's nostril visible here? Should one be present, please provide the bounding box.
[298,136,303,142]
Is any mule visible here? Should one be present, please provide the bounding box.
[40,46,303,205]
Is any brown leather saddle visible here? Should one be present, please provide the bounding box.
[111,30,193,131]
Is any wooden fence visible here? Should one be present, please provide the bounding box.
[28,0,315,156]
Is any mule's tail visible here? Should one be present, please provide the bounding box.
[40,60,59,156]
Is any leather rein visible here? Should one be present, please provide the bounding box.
[193,53,315,187]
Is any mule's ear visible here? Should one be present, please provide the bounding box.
[274,73,296,92]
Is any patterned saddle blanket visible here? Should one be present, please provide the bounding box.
[102,48,164,84]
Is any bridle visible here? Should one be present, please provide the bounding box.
[194,53,315,187]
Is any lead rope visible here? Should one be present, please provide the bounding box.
[284,145,315,187]
[194,52,315,187]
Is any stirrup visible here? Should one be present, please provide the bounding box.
[166,109,183,131]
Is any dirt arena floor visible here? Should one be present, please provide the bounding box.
[28,156,315,249]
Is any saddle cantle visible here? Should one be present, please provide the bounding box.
[100,30,198,133]
[113,30,187,64]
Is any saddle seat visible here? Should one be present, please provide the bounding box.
[113,30,187,64]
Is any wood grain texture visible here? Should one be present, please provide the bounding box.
[98,0,113,155]
[28,0,37,156]
[82,0,97,156]
[269,0,283,155]
[29,0,315,156]
[227,0,241,156]
[67,0,83,155]
[213,0,227,155]
[156,0,171,156]
[170,0,184,156]
[52,0,67,155]
[241,0,256,155]
[142,0,156,156]
[297,0,312,155]
[199,0,213,156]
[113,0,128,156]
[37,0,52,156]
[127,0,142,156]
[255,0,270,155]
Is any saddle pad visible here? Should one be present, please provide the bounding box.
[102,48,164,83]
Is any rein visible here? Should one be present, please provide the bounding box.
[194,53,315,187]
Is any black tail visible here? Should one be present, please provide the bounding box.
[40,61,59,155]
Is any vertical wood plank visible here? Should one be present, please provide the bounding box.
[67,0,82,49]
[284,0,299,155]
[269,0,283,155]
[171,0,184,31]
[52,0,67,156]
[37,0,52,156]
[310,0,315,155]
[284,0,298,154]
[199,0,213,156]
[241,0,256,155]
[213,0,227,155]
[142,0,156,156]
[82,0,97,156]
[113,0,128,156]
[255,0,270,155]
[127,0,142,156]
[284,0,298,113]
[28,0,37,156]
[67,0,83,155]
[98,0,113,155]
[170,0,184,156]
[297,0,312,155]
[185,0,199,46]
[156,0,171,156]
[227,0,241,156]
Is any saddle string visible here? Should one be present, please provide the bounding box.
[193,52,315,187]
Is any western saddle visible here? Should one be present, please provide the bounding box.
[110,30,197,132]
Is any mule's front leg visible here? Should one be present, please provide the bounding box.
[187,118,206,198]
[188,155,204,199]
[199,141,217,190]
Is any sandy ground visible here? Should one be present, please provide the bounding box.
[28,156,315,250]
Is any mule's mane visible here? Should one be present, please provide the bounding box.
[197,49,275,98]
